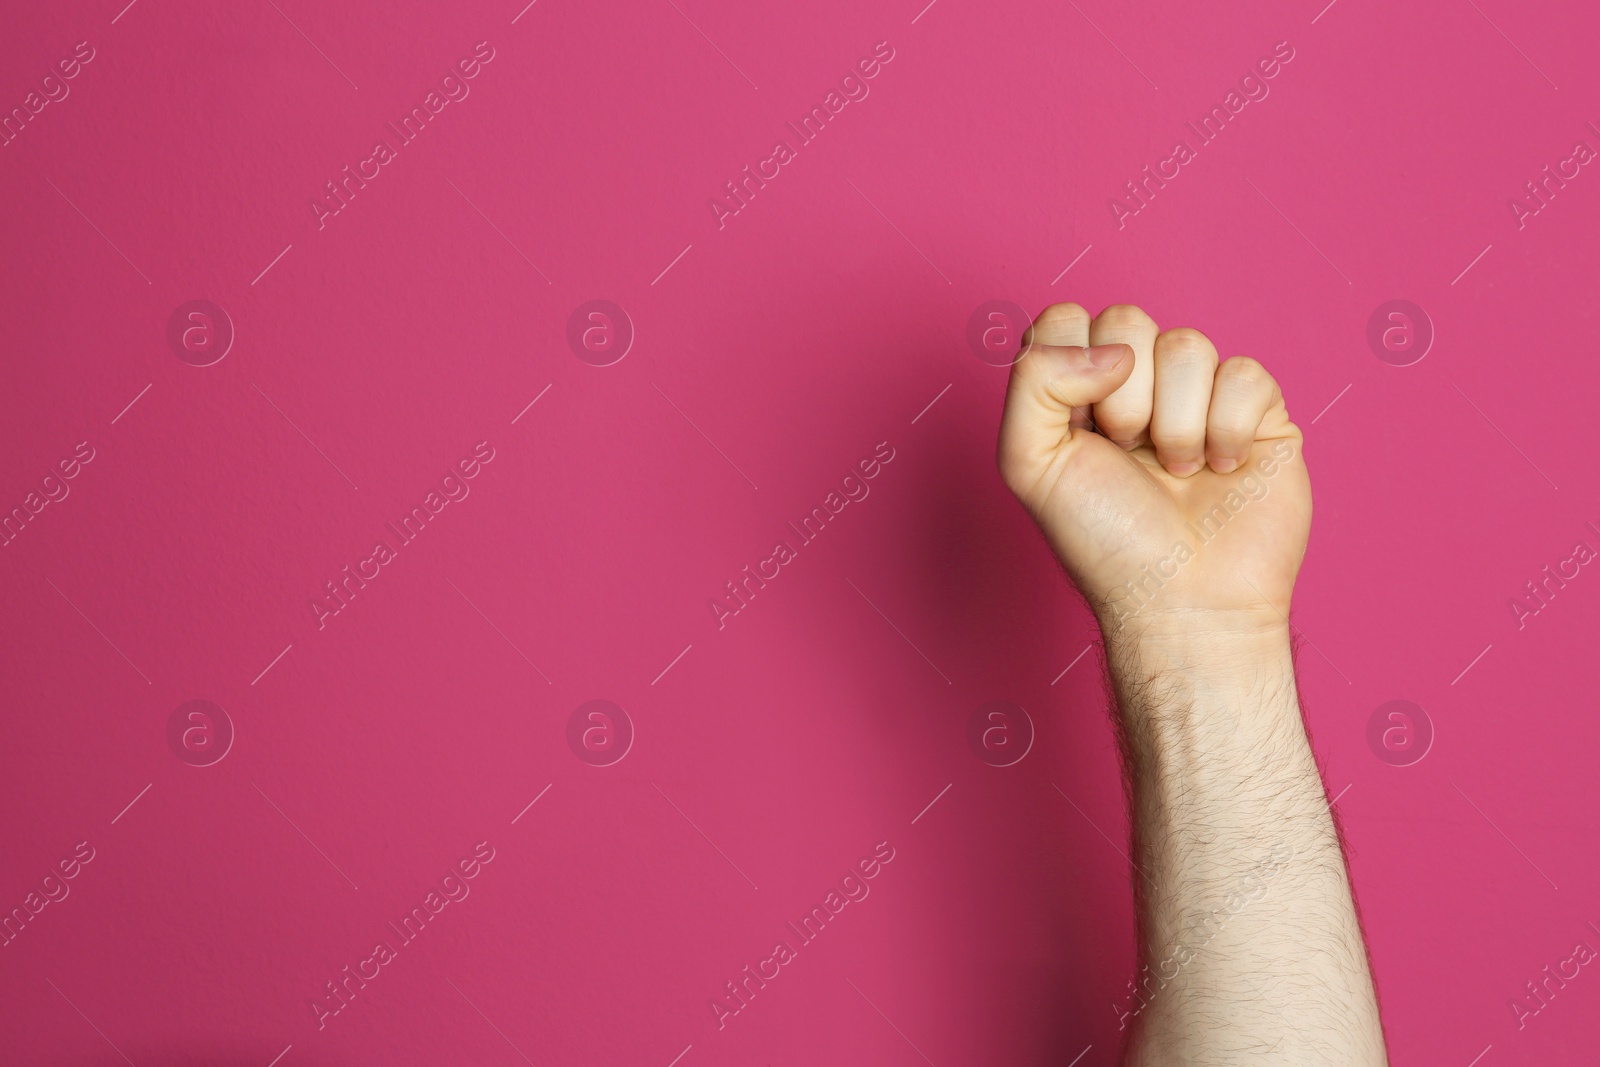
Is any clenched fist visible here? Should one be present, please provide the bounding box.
[996,303,1310,642]
[998,304,1388,1064]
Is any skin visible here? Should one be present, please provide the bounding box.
[996,303,1387,1065]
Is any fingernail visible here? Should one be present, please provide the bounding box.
[1212,457,1239,474]
[1087,343,1126,369]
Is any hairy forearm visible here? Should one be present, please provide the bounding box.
[1106,623,1386,1065]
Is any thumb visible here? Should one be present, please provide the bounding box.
[998,343,1134,498]
[1000,342,1134,439]
[998,342,1133,499]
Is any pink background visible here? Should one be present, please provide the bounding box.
[3,0,1598,1063]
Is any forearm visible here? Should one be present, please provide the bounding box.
[1108,624,1386,1065]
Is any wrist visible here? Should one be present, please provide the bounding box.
[1101,610,1293,666]
[1101,616,1299,724]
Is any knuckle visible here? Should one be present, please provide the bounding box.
[1095,416,1145,446]
[1100,419,1152,447]
[1155,328,1218,366]
[1219,355,1270,387]
[1206,397,1262,442]
[1093,303,1156,333]
[1151,427,1202,452]
[1095,421,1134,442]
[1032,302,1090,334]
[1205,413,1254,443]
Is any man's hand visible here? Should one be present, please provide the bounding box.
[996,302,1309,639]
[997,302,1387,1065]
